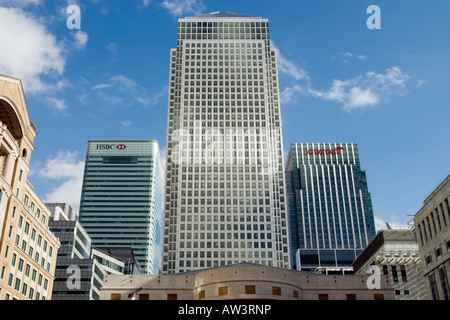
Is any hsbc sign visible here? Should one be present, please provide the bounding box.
[307,147,344,155]
[96,144,127,150]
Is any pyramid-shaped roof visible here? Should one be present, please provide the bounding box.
[186,11,258,19]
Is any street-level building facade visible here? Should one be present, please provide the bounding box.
[353,229,428,300]
[0,74,60,300]
[100,263,394,300]
[163,11,290,274]
[285,143,376,272]
[78,140,164,275]
[414,173,450,300]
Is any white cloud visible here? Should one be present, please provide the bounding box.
[92,75,166,107]
[73,30,88,50]
[38,150,85,213]
[272,42,310,81]
[374,216,411,231]
[161,0,205,17]
[140,0,152,8]
[1,0,42,7]
[308,67,409,111]
[92,83,112,90]
[46,97,69,112]
[334,52,367,64]
[416,79,426,88]
[280,85,304,104]
[0,7,66,92]
[120,120,132,127]
[106,42,119,61]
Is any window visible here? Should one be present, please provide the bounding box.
[293,290,299,299]
[24,222,30,234]
[111,294,121,300]
[272,286,281,296]
[429,273,439,300]
[28,288,34,300]
[14,278,21,291]
[218,286,228,296]
[439,266,449,300]
[374,294,384,300]
[318,294,328,300]
[400,265,408,282]
[18,258,24,272]
[167,294,178,300]
[199,290,205,299]
[346,294,357,300]
[138,294,149,300]
[245,285,256,294]
[22,283,28,295]
[392,266,398,282]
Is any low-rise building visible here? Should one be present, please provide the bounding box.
[100,263,394,300]
[48,203,140,300]
[353,228,428,300]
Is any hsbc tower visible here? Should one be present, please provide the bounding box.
[78,140,164,274]
[285,143,376,273]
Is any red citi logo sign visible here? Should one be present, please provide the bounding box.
[96,144,127,150]
[307,147,344,155]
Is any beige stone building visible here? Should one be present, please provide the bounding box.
[352,229,428,300]
[100,263,394,300]
[0,74,60,300]
[414,173,450,300]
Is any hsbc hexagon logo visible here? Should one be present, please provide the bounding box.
[96,144,127,150]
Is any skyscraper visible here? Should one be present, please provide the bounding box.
[78,140,164,274]
[162,12,290,274]
[285,143,376,272]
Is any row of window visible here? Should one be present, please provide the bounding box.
[424,240,450,266]
[429,266,449,300]
[179,21,268,29]
[110,289,385,300]
[416,197,450,247]
[1,264,49,300]
[23,194,48,225]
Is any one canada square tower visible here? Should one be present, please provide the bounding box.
[162,12,290,274]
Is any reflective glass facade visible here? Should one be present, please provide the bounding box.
[285,143,376,272]
[78,140,163,274]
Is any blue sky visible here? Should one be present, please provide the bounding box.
[0,0,449,230]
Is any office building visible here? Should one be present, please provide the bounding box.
[93,247,142,275]
[0,74,60,300]
[285,143,376,272]
[48,203,134,300]
[78,140,164,275]
[162,11,290,274]
[100,263,394,300]
[414,173,450,300]
[353,229,428,300]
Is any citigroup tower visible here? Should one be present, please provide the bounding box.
[285,143,376,272]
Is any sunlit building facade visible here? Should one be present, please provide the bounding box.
[162,12,290,274]
[0,74,60,300]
